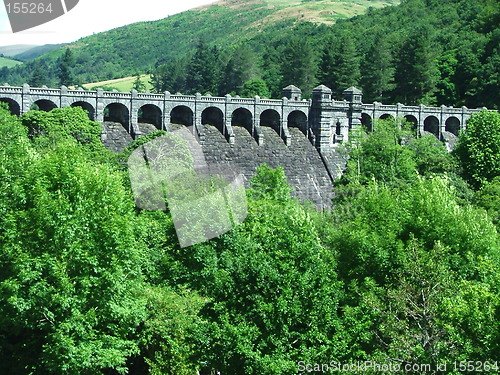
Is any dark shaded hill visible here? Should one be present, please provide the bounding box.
[14,44,66,61]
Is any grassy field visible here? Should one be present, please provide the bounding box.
[0,57,22,68]
[211,0,400,25]
[82,74,153,92]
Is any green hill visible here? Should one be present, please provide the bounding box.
[14,44,67,61]
[1,0,498,108]
[0,0,399,85]
[0,44,39,57]
[0,56,22,69]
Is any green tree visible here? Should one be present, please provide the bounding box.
[133,74,147,92]
[150,58,187,94]
[435,50,459,106]
[240,78,270,98]
[185,40,221,95]
[159,165,344,374]
[318,31,360,98]
[58,48,75,87]
[220,44,260,95]
[29,61,48,87]
[261,45,283,99]
[280,36,317,95]
[21,106,103,152]
[0,111,147,373]
[475,176,500,227]
[360,33,395,103]
[454,110,500,188]
[342,118,417,185]
[393,25,439,105]
[328,177,500,365]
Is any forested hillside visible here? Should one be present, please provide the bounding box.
[1,0,498,108]
[0,0,398,88]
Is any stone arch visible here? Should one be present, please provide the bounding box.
[404,114,418,130]
[361,113,372,132]
[139,104,162,130]
[424,115,440,138]
[288,110,308,136]
[71,101,95,120]
[231,107,254,139]
[445,116,460,136]
[202,106,224,135]
[170,105,193,127]
[0,97,21,116]
[32,99,57,112]
[379,113,395,121]
[260,109,281,136]
[104,103,130,133]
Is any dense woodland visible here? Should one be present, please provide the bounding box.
[1,101,500,374]
[1,0,500,373]
[1,0,499,109]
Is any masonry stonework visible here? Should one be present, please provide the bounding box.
[0,83,489,208]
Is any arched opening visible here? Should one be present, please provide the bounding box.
[170,106,193,127]
[201,107,224,135]
[404,115,418,131]
[445,116,460,136]
[139,104,162,130]
[104,103,130,133]
[32,99,57,112]
[71,101,95,120]
[231,108,253,139]
[260,109,281,137]
[424,115,440,138]
[288,110,308,137]
[361,113,372,132]
[379,113,395,121]
[0,98,21,116]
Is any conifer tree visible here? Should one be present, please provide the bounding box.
[220,44,260,95]
[393,25,439,105]
[29,61,47,87]
[58,48,75,87]
[361,33,395,103]
[280,37,317,96]
[185,40,221,95]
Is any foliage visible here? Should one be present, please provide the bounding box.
[0,108,147,373]
[342,119,418,185]
[342,118,459,187]
[133,74,147,92]
[318,31,360,98]
[280,37,318,96]
[2,0,499,107]
[475,176,500,227]
[185,40,222,95]
[240,78,270,98]
[220,44,261,95]
[58,48,75,87]
[328,177,500,365]
[454,110,500,188]
[21,106,103,152]
[393,24,439,105]
[360,31,395,103]
[186,189,342,373]
[150,58,187,94]
[247,163,293,201]
[1,97,500,373]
